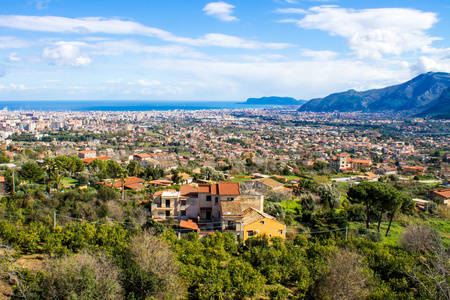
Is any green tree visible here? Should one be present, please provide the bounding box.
[20,161,44,182]
[127,160,143,177]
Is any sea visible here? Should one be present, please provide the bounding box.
[0,100,278,112]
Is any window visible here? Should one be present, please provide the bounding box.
[227,197,234,201]
[247,230,254,237]
[180,200,186,206]
[215,197,218,204]
[165,210,170,217]
[180,210,186,216]
[165,199,170,208]
[279,230,283,235]
[206,195,211,202]
[260,220,265,225]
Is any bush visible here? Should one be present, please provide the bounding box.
[37,250,122,300]
[399,224,443,253]
[267,284,289,300]
[365,231,383,243]
[121,231,186,299]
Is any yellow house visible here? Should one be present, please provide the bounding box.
[242,207,286,241]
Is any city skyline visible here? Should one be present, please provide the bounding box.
[0,0,450,101]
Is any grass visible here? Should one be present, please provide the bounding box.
[280,199,302,214]
[230,177,253,183]
[348,214,450,247]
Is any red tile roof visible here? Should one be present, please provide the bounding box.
[198,182,240,195]
[82,156,111,164]
[180,220,200,231]
[180,185,199,197]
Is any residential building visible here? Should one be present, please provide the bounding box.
[242,207,286,241]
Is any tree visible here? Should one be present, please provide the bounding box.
[127,160,143,177]
[20,161,44,182]
[37,250,122,300]
[88,159,107,178]
[200,166,225,181]
[318,183,341,210]
[313,247,372,300]
[348,182,412,236]
[117,167,128,201]
[121,231,186,299]
[171,169,182,184]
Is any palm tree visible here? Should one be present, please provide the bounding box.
[127,160,144,177]
[117,167,129,201]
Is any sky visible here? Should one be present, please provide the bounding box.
[0,0,450,101]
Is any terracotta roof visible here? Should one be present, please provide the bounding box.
[242,207,277,225]
[180,220,200,231]
[124,183,145,190]
[167,173,193,181]
[198,182,240,195]
[433,189,450,199]
[134,153,152,158]
[403,166,426,171]
[78,150,96,154]
[148,180,173,186]
[254,177,284,189]
[221,200,243,217]
[82,156,111,164]
[179,185,199,197]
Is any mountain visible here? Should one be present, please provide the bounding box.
[298,72,450,113]
[243,96,307,106]
[417,87,450,117]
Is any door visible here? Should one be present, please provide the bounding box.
[206,211,212,220]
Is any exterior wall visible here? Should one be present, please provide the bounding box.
[243,218,286,241]
[198,193,237,221]
[239,195,264,212]
[184,197,199,220]
[151,195,179,219]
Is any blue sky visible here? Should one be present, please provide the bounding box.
[0,0,450,101]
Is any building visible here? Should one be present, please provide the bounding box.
[150,182,275,238]
[329,154,372,172]
[402,165,427,175]
[429,189,450,206]
[77,150,97,159]
[242,207,286,241]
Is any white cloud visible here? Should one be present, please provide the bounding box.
[92,40,207,58]
[411,56,450,74]
[0,15,290,50]
[0,36,31,48]
[42,41,92,67]
[203,2,238,22]
[106,78,122,84]
[0,83,30,90]
[31,0,50,9]
[140,58,411,100]
[5,52,21,62]
[276,8,308,14]
[289,6,439,59]
[301,49,338,60]
[137,79,161,86]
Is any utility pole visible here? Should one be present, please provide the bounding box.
[54,211,56,228]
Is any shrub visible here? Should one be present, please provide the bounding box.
[399,224,443,253]
[38,250,122,300]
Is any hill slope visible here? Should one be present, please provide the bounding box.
[299,72,450,113]
[243,96,307,106]
[417,87,450,117]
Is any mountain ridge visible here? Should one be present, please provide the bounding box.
[242,96,307,106]
[298,72,450,114]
